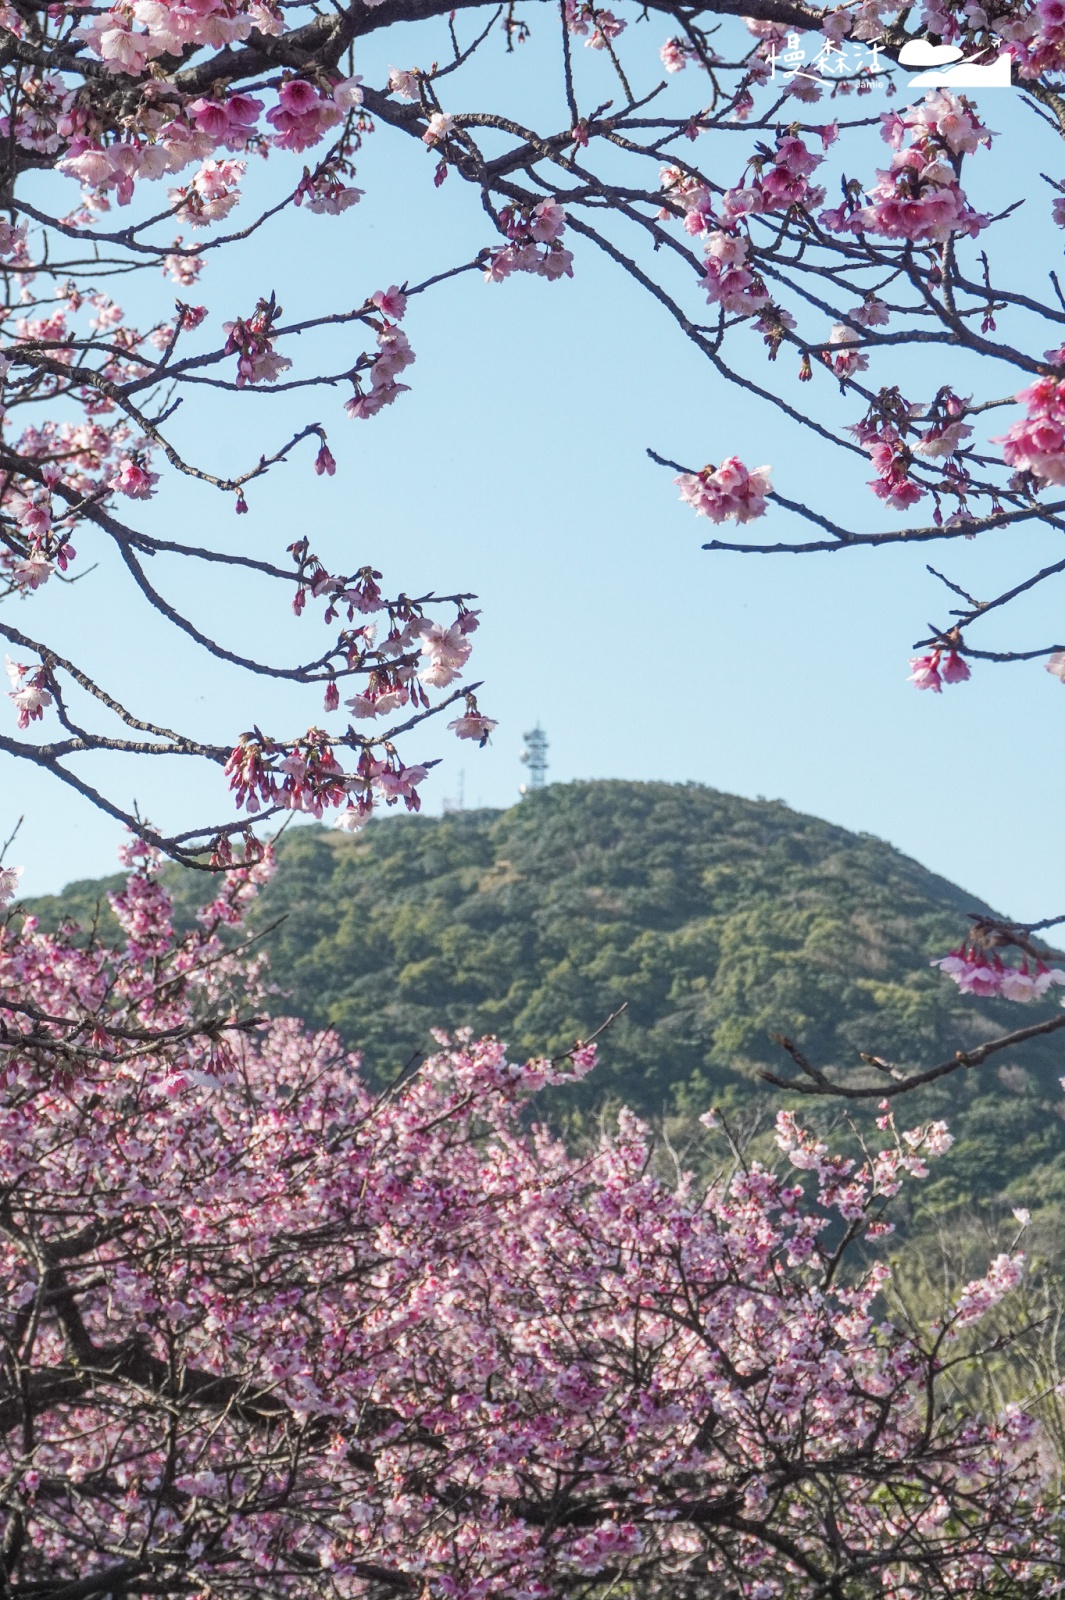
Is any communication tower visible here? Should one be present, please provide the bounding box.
[442,770,466,815]
[519,726,548,796]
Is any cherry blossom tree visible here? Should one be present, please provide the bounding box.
[11,3,1065,1583]
[2,0,1065,869]
[1,846,1062,1600]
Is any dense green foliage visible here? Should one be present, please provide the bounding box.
[29,780,1065,1211]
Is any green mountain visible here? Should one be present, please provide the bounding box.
[26,780,1065,1211]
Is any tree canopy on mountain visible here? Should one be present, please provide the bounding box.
[29,781,1065,1212]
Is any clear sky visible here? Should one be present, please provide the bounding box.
[7,24,1065,927]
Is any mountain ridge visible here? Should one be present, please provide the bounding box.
[25,780,1065,1208]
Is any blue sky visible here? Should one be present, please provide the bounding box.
[7,21,1065,927]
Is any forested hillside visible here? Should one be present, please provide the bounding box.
[30,781,1065,1210]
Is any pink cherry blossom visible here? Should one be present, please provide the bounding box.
[701,231,769,314]
[826,323,868,379]
[659,36,690,71]
[423,111,455,145]
[909,652,943,691]
[334,800,371,831]
[332,74,364,110]
[997,377,1065,484]
[277,78,321,116]
[851,296,890,327]
[266,84,341,151]
[676,457,771,524]
[912,418,973,458]
[294,168,363,213]
[345,385,407,419]
[4,655,53,728]
[111,457,160,498]
[372,759,429,806]
[448,710,497,742]
[953,1253,1026,1325]
[11,552,55,589]
[529,197,566,241]
[932,943,1065,1000]
[419,619,472,686]
[388,66,421,100]
[856,422,926,510]
[372,285,408,319]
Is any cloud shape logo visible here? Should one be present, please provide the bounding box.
[908,53,1012,85]
[898,38,964,64]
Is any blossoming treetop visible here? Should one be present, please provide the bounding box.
[0,845,1059,1600]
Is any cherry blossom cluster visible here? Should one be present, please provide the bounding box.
[932,944,1065,1000]
[293,160,364,215]
[822,92,990,244]
[344,289,416,418]
[224,726,424,829]
[0,26,388,719]
[55,64,364,217]
[856,416,927,511]
[659,36,707,71]
[994,0,1065,78]
[998,376,1065,486]
[483,199,574,283]
[660,90,998,541]
[675,458,772,524]
[225,728,358,819]
[777,1104,956,1207]
[700,230,770,314]
[952,1252,1028,1325]
[843,385,977,527]
[663,131,830,250]
[0,285,172,597]
[564,0,627,49]
[0,159,489,847]
[0,855,1059,1600]
[909,646,972,691]
[223,293,292,387]
[6,497,488,842]
[448,698,498,744]
[220,594,485,832]
[4,657,53,729]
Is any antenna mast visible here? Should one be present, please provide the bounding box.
[519,726,548,796]
[442,769,466,815]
